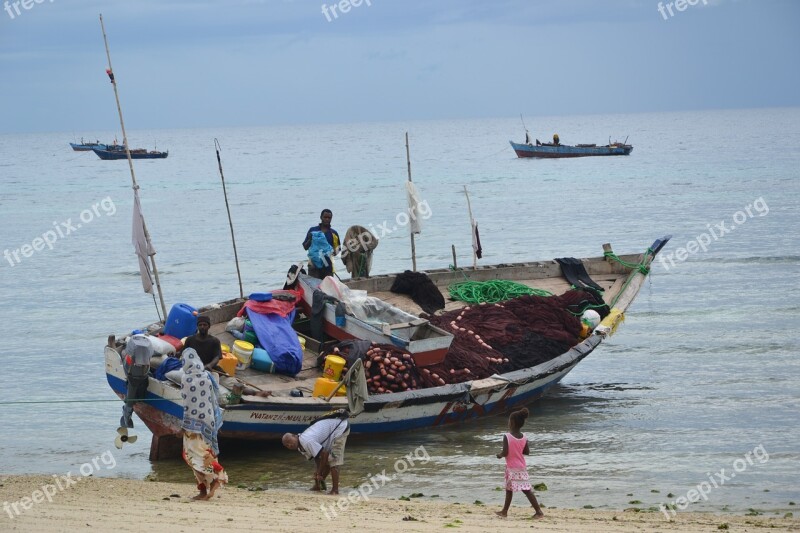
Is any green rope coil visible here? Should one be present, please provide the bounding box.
[448,280,552,304]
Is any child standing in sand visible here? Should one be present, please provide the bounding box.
[495,408,544,519]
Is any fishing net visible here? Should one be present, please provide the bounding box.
[335,289,603,390]
[425,290,589,384]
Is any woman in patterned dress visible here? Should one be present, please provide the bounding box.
[495,408,544,519]
[181,348,228,500]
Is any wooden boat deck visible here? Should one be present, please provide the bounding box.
[209,324,324,396]
[367,273,624,317]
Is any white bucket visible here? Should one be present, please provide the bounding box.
[232,340,254,370]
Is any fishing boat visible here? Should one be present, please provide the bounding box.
[510,133,633,158]
[104,236,670,459]
[92,147,169,160]
[70,139,118,151]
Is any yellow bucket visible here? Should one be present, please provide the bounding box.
[323,355,346,382]
[221,343,230,354]
[298,336,306,350]
[313,377,346,398]
[232,340,255,370]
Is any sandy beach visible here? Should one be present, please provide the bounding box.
[1,475,796,532]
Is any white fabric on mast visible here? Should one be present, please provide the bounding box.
[132,189,154,294]
[405,181,423,235]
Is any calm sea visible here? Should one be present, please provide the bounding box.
[0,108,798,515]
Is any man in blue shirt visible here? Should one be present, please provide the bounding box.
[302,209,341,279]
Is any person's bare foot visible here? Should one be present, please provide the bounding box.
[495,511,507,517]
[328,490,339,496]
[310,485,322,491]
[192,493,210,501]
[207,480,220,499]
[533,512,544,519]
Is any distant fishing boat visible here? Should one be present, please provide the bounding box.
[70,138,120,151]
[92,147,168,160]
[510,130,632,158]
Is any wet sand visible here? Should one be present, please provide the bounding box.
[1,475,797,532]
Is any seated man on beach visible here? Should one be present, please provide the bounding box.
[180,315,222,371]
[281,416,350,495]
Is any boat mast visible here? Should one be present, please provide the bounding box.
[99,14,168,319]
[405,132,417,271]
[214,138,244,299]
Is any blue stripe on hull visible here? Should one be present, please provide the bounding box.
[107,373,184,419]
[108,368,568,437]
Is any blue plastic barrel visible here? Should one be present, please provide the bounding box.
[163,303,198,339]
[251,348,274,373]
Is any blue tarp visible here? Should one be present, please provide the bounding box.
[154,356,182,380]
[246,308,303,376]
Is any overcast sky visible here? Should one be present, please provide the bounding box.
[0,0,798,134]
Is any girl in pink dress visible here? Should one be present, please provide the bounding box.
[495,408,544,519]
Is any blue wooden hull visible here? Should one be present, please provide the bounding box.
[92,148,168,160]
[510,140,633,158]
[71,142,107,151]
[105,337,600,440]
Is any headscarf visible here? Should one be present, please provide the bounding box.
[181,348,223,455]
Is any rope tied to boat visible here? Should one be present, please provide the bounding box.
[603,249,651,275]
[448,279,552,304]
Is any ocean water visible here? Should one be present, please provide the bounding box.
[0,108,798,515]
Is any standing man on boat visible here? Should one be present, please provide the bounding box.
[180,315,222,372]
[302,209,341,279]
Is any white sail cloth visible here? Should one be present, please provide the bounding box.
[132,188,154,294]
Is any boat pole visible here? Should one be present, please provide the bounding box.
[405,132,417,271]
[463,185,477,269]
[214,139,244,299]
[99,14,168,320]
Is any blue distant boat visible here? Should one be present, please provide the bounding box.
[69,139,122,151]
[91,147,168,160]
[510,132,632,158]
